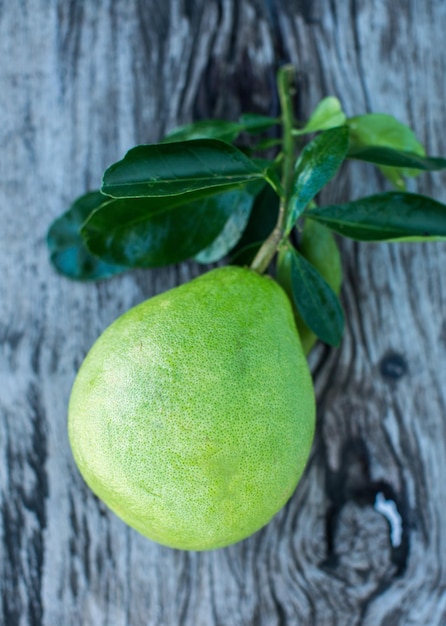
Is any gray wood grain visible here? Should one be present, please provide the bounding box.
[1,1,446,624]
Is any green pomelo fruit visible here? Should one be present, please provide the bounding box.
[277,220,342,355]
[68,266,315,550]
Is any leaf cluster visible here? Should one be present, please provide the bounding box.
[47,73,446,349]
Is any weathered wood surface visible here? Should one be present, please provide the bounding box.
[1,1,446,624]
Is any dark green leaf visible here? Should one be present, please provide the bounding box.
[81,188,250,268]
[163,114,279,144]
[252,138,283,151]
[238,113,280,133]
[194,182,264,263]
[305,192,446,241]
[102,139,265,198]
[348,146,446,171]
[280,243,344,346]
[286,126,349,232]
[252,158,277,170]
[162,120,243,143]
[254,158,283,196]
[294,97,346,135]
[230,184,280,265]
[47,192,127,281]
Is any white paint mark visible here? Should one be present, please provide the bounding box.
[374,492,403,548]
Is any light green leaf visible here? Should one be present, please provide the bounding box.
[294,97,347,135]
[300,219,342,295]
[378,166,407,190]
[347,113,428,185]
[348,113,424,154]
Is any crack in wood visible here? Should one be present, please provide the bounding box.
[323,438,409,580]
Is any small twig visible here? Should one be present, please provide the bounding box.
[250,64,296,273]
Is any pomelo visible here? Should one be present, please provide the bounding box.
[68,266,315,550]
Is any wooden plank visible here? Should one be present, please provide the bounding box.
[1,1,445,624]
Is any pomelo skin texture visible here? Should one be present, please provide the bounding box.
[68,266,315,550]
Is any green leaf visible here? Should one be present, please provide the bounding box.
[347,113,430,186]
[238,113,280,133]
[286,126,349,232]
[252,138,283,151]
[277,243,344,346]
[348,113,424,154]
[305,192,446,241]
[102,139,265,199]
[162,120,243,143]
[81,188,252,268]
[255,158,283,196]
[347,146,446,171]
[276,221,342,354]
[378,166,407,191]
[230,184,280,265]
[294,97,347,135]
[300,219,343,295]
[47,192,127,281]
[162,114,279,145]
[194,182,263,263]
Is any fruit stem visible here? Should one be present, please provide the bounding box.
[251,65,296,274]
